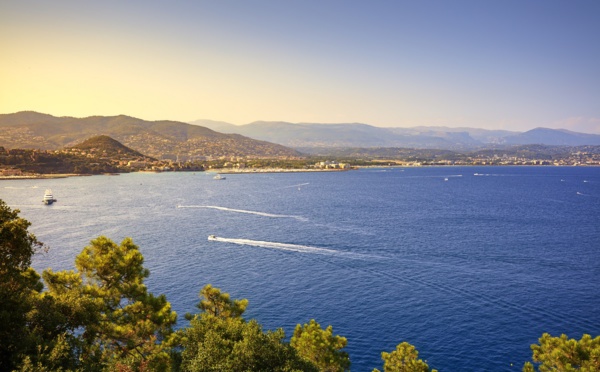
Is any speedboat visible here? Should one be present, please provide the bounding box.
[208,235,217,241]
[43,189,56,205]
[213,174,226,180]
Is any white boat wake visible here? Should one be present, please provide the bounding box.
[208,236,377,260]
[177,205,308,221]
[282,182,310,189]
[4,186,39,189]
[404,174,463,179]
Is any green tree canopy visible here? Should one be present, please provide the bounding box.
[0,200,43,275]
[523,333,600,372]
[181,314,316,372]
[181,285,315,372]
[290,319,350,372]
[43,236,178,371]
[0,200,45,370]
[189,283,249,319]
[373,342,437,372]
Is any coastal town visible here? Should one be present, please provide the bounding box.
[1,143,599,179]
[400,150,600,167]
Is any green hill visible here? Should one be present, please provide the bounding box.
[69,135,150,159]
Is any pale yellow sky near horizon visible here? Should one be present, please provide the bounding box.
[2,1,599,133]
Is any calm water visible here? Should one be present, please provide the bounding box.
[2,167,599,371]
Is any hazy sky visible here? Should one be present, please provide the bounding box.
[1,1,599,133]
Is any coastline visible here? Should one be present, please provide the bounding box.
[215,168,352,174]
[2,163,595,181]
[0,173,81,180]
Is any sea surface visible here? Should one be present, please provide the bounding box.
[2,166,599,371]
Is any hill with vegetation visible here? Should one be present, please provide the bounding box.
[0,112,300,160]
[0,147,124,175]
[0,136,160,175]
[68,135,151,160]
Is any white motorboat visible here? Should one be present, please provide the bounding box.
[208,235,218,241]
[213,174,226,180]
[43,189,56,205]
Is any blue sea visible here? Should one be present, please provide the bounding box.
[2,166,599,371]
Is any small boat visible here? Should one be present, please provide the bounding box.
[213,174,226,180]
[43,189,57,205]
[208,235,217,241]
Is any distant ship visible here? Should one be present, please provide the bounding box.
[43,189,57,205]
[213,174,226,180]
[208,235,218,241]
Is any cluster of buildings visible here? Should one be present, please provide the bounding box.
[313,161,351,169]
[436,152,600,166]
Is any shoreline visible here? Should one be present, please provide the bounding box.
[2,163,596,180]
[215,168,351,174]
[0,173,81,180]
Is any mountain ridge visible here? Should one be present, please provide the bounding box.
[0,112,300,159]
[189,119,600,149]
[2,112,600,156]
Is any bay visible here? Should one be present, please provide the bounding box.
[1,166,599,371]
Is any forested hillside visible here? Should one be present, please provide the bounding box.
[0,135,157,175]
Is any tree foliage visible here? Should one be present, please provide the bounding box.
[180,285,315,371]
[523,333,600,372]
[181,314,315,372]
[0,200,45,370]
[43,236,178,371]
[290,319,350,372]
[192,283,248,319]
[373,342,437,372]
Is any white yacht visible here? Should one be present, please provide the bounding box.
[43,189,56,205]
[213,174,226,180]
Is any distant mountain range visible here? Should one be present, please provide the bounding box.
[2,112,600,160]
[191,119,600,150]
[0,112,299,159]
